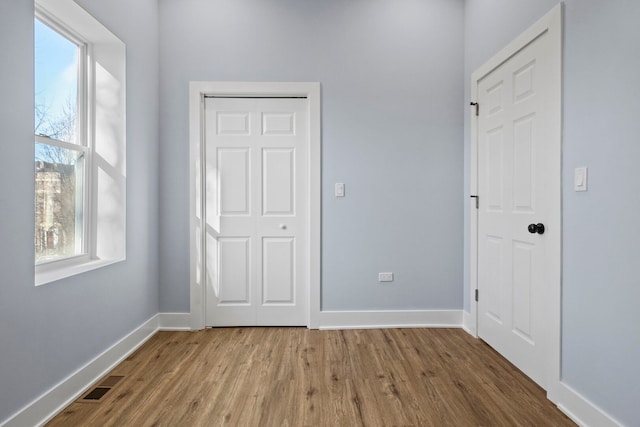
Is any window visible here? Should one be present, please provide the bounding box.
[35,0,126,285]
[35,16,87,263]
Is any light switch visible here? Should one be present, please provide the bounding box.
[335,183,345,197]
[574,167,588,192]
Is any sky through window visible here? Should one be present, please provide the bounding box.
[34,18,79,144]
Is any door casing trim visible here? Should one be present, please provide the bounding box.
[469,4,562,399]
[189,81,321,330]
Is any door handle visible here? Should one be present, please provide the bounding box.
[279,224,287,230]
[528,223,545,234]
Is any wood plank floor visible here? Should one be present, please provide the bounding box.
[47,328,575,426]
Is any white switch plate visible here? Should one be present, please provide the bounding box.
[335,183,345,197]
[378,272,393,282]
[574,167,588,192]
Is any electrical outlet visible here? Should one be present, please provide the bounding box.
[378,272,393,282]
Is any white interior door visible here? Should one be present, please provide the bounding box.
[204,97,308,326]
[476,29,558,389]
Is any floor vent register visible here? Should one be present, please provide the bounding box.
[78,376,124,402]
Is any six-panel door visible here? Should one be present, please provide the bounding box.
[477,30,555,389]
[204,98,308,326]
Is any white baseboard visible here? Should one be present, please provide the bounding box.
[318,310,462,330]
[552,382,621,427]
[462,310,477,336]
[2,314,161,427]
[157,312,192,330]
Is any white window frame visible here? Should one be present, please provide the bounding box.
[35,10,92,268]
[35,0,126,286]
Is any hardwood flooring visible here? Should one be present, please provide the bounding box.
[47,328,575,426]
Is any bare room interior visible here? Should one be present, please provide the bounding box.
[1,0,638,426]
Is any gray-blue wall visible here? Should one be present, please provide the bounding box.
[465,1,640,425]
[0,0,160,422]
[157,0,466,312]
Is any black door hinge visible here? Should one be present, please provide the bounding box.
[475,289,479,302]
[470,195,479,209]
[470,102,479,116]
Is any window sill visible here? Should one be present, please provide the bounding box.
[35,257,124,286]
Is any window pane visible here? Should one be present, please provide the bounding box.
[34,19,79,144]
[35,143,85,262]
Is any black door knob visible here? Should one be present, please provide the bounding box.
[528,223,545,234]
